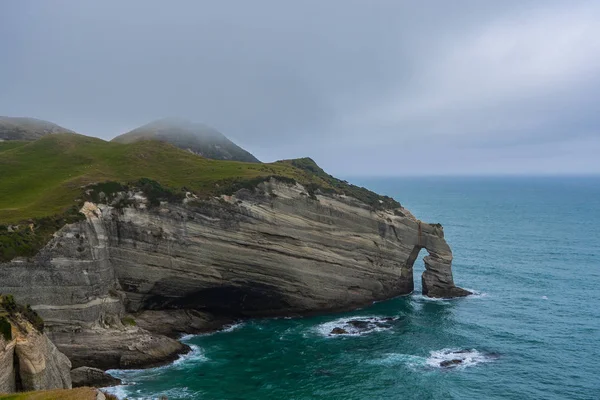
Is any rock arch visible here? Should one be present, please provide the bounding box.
[403,221,471,298]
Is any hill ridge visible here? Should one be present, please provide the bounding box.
[0,116,74,141]
[112,117,260,163]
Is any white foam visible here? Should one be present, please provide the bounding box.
[106,344,207,384]
[180,321,245,341]
[179,333,195,341]
[412,288,488,302]
[154,387,203,399]
[371,348,496,371]
[411,294,452,304]
[315,315,398,337]
[105,386,202,400]
[370,353,428,368]
[172,344,207,366]
[463,288,488,299]
[425,348,493,369]
[102,385,129,399]
[542,295,548,300]
[221,322,244,332]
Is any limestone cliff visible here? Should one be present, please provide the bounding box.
[0,179,469,370]
[0,297,72,394]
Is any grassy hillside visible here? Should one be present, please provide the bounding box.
[0,141,27,153]
[0,133,320,223]
[0,387,110,400]
[0,133,399,261]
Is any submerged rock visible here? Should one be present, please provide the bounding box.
[348,320,371,330]
[326,316,401,336]
[427,348,499,370]
[440,359,463,368]
[71,366,121,388]
[330,327,348,335]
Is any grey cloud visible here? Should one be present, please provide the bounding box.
[1,0,598,175]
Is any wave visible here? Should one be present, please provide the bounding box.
[463,288,488,299]
[410,294,452,304]
[180,321,245,341]
[371,348,497,371]
[411,288,488,303]
[221,322,244,332]
[151,387,203,399]
[370,353,428,368]
[102,385,129,400]
[315,315,400,337]
[426,348,496,369]
[104,385,202,400]
[106,344,207,389]
[172,344,208,366]
[104,344,208,399]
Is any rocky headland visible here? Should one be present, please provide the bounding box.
[0,178,469,375]
[0,125,470,395]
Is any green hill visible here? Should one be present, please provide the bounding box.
[0,133,399,261]
[0,133,308,223]
[112,117,260,163]
[0,116,74,141]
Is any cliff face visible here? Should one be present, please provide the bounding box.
[0,302,72,394]
[0,179,468,370]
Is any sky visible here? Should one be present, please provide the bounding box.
[1,0,599,176]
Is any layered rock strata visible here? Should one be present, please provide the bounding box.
[70,366,121,388]
[0,179,469,370]
[0,308,72,393]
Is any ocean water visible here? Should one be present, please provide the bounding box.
[106,177,600,400]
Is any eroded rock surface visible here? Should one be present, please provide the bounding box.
[0,306,72,393]
[70,366,121,388]
[0,179,469,370]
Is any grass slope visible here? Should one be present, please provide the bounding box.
[0,141,27,153]
[0,133,399,261]
[0,133,323,223]
[0,387,107,400]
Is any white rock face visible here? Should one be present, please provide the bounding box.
[0,179,468,369]
[0,314,71,394]
[0,336,17,393]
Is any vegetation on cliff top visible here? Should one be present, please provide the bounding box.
[0,133,326,223]
[0,133,400,261]
[0,294,45,340]
[280,157,400,209]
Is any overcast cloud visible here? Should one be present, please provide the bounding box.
[1,0,599,175]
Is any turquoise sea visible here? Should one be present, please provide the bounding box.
[107,177,600,400]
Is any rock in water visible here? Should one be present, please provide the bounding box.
[348,320,371,330]
[440,359,464,368]
[71,366,121,388]
[330,328,349,335]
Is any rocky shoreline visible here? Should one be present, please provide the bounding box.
[1,178,470,392]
